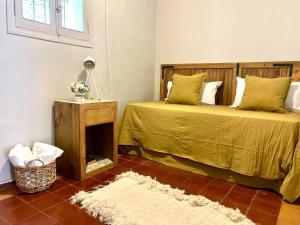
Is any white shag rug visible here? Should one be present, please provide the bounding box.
[70,171,255,225]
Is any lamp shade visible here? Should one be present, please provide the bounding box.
[83,56,96,70]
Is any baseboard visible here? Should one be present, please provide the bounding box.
[0,179,14,185]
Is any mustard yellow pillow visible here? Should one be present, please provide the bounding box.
[238,75,291,113]
[168,73,207,105]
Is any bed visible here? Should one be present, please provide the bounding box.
[118,62,300,202]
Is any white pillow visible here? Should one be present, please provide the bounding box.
[231,77,245,107]
[166,81,223,105]
[166,80,173,98]
[200,81,223,105]
[285,82,300,112]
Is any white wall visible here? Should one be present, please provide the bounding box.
[0,0,157,183]
[155,0,300,99]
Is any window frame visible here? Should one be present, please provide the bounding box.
[6,0,92,48]
[57,0,89,41]
[15,0,57,35]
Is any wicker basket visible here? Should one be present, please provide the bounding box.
[14,159,56,193]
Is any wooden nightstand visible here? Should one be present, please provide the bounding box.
[54,100,118,180]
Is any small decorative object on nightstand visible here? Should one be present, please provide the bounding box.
[54,100,118,180]
[70,81,89,102]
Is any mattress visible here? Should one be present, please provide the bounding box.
[119,101,300,202]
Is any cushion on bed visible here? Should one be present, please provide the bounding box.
[168,73,206,105]
[238,75,291,113]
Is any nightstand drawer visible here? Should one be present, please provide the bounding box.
[85,107,114,126]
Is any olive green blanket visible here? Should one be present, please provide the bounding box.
[119,102,300,202]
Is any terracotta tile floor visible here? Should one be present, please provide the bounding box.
[0,154,299,225]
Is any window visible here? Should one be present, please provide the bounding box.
[7,0,91,47]
[22,0,51,24]
[58,0,88,40]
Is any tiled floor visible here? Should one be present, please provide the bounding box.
[0,154,298,225]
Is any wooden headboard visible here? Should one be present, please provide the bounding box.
[238,62,300,79]
[161,61,300,105]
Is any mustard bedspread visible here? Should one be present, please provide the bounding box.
[119,102,300,202]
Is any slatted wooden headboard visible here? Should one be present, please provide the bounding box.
[238,62,300,79]
[160,61,300,105]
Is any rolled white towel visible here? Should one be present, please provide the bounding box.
[8,145,34,167]
[32,142,63,164]
[22,146,32,154]
[8,144,32,167]
[37,151,56,166]
[8,144,23,167]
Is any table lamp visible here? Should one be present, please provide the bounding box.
[84,56,100,100]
